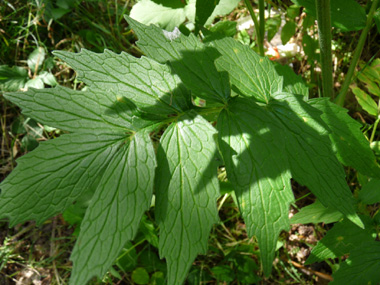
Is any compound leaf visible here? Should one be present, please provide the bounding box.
[213,37,283,103]
[306,217,374,265]
[155,111,219,284]
[0,133,124,226]
[5,86,137,134]
[217,98,294,275]
[54,50,191,115]
[126,16,230,104]
[70,131,156,285]
[331,241,380,285]
[309,98,380,178]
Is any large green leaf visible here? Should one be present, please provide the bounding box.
[271,93,361,227]
[291,0,366,32]
[306,217,375,265]
[54,50,191,115]
[217,98,294,275]
[309,98,380,178]
[217,95,362,275]
[155,111,219,284]
[0,133,124,226]
[126,16,230,104]
[331,241,380,285]
[213,37,283,103]
[5,86,137,134]
[69,131,156,284]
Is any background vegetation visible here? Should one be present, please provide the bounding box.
[1,0,379,284]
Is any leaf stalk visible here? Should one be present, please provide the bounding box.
[244,0,265,56]
[315,0,334,99]
[335,0,380,106]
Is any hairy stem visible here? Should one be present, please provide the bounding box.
[335,0,380,106]
[244,0,265,56]
[315,0,334,99]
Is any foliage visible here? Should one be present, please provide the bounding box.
[1,0,380,284]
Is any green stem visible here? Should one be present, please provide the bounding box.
[244,0,265,56]
[259,0,265,52]
[315,0,334,99]
[335,0,380,106]
[370,117,380,143]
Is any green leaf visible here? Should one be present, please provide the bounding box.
[359,179,380,205]
[0,133,124,226]
[291,0,366,32]
[129,0,239,31]
[69,131,156,284]
[217,98,294,275]
[195,0,220,30]
[129,0,189,31]
[291,200,343,224]
[331,241,380,285]
[274,63,309,99]
[281,20,297,45]
[218,94,362,274]
[132,267,150,285]
[28,47,46,72]
[351,86,379,117]
[5,86,137,134]
[302,33,318,62]
[271,93,362,228]
[126,16,230,104]
[209,21,237,37]
[309,98,380,178]
[54,50,191,115]
[155,111,219,284]
[0,65,28,91]
[374,8,380,33]
[211,265,235,282]
[306,217,375,265]
[213,37,283,103]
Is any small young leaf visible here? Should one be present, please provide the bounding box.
[195,0,220,30]
[305,217,375,264]
[70,131,156,284]
[358,179,380,205]
[0,65,28,91]
[155,111,220,284]
[213,37,283,103]
[28,47,46,72]
[281,20,297,45]
[309,98,380,178]
[331,241,380,285]
[291,200,343,224]
[351,86,378,117]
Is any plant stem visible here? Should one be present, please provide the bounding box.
[244,0,265,56]
[259,0,265,51]
[370,117,380,143]
[315,0,334,99]
[335,0,380,106]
